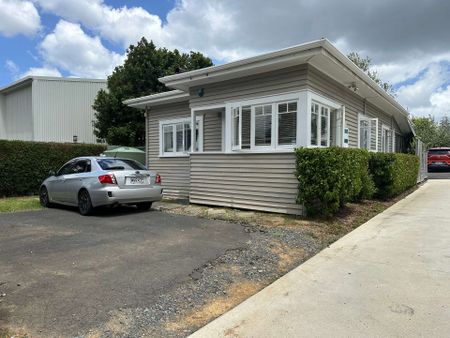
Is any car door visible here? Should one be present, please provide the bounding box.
[48,161,76,202]
[62,159,92,204]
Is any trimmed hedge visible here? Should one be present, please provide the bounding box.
[369,153,419,199]
[295,147,374,216]
[0,140,106,197]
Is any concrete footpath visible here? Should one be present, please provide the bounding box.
[190,180,450,338]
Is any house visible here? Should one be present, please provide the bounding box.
[0,76,106,143]
[124,39,414,215]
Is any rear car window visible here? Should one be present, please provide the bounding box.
[428,149,450,155]
[96,159,146,171]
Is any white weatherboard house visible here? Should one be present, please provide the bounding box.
[125,39,415,215]
[0,76,106,143]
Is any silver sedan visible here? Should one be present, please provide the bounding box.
[39,157,163,215]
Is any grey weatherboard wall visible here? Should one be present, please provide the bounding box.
[145,64,406,214]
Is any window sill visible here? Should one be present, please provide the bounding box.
[159,153,190,158]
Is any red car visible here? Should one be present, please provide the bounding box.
[428,147,450,172]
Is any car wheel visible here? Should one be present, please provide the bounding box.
[78,189,94,216]
[136,202,152,211]
[39,186,52,207]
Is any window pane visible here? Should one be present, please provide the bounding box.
[163,125,173,152]
[184,123,192,152]
[232,108,240,148]
[320,107,328,146]
[310,103,318,145]
[278,102,297,145]
[242,106,251,149]
[360,120,369,150]
[176,123,183,152]
[255,104,272,146]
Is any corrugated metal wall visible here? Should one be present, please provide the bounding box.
[32,79,106,143]
[189,153,303,215]
[2,85,33,140]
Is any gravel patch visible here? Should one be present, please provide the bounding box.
[83,218,320,338]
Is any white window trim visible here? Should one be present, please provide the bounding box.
[381,124,393,153]
[226,92,301,153]
[358,114,379,152]
[309,101,331,148]
[224,90,341,153]
[159,116,203,157]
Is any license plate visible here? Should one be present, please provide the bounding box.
[126,177,146,185]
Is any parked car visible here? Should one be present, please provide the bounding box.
[427,147,450,172]
[39,157,163,215]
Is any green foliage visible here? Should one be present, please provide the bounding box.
[0,140,106,197]
[412,115,450,148]
[93,37,213,146]
[295,147,373,216]
[347,52,396,97]
[369,153,419,199]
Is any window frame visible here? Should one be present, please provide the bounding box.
[229,94,300,152]
[159,116,203,157]
[381,124,393,153]
[358,114,379,152]
[309,101,331,148]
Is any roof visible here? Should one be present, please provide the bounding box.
[123,89,188,108]
[124,38,413,134]
[0,76,106,94]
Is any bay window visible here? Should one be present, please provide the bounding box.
[254,104,272,147]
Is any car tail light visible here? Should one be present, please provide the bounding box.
[98,173,116,184]
[155,174,161,184]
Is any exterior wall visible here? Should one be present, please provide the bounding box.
[147,101,191,199]
[1,85,33,140]
[32,78,106,143]
[307,65,403,150]
[189,65,308,108]
[202,110,223,152]
[190,152,302,215]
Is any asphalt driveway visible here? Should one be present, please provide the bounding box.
[0,207,249,337]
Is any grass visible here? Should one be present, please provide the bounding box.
[0,196,42,213]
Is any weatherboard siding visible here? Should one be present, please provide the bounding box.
[189,152,303,215]
[147,101,191,199]
[307,65,403,150]
[189,65,308,107]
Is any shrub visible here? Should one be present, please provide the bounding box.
[0,140,106,197]
[295,147,373,216]
[369,153,419,199]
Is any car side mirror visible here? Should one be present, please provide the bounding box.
[48,170,56,177]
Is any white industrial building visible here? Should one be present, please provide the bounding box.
[0,76,107,143]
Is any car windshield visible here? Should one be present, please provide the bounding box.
[96,158,146,171]
[428,149,450,155]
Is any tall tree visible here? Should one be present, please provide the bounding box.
[93,38,213,146]
[412,115,450,147]
[347,52,396,96]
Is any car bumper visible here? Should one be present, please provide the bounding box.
[428,163,450,171]
[90,186,163,207]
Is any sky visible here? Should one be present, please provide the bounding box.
[0,0,449,119]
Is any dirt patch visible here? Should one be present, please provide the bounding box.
[165,281,263,334]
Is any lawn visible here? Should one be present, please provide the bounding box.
[0,196,41,213]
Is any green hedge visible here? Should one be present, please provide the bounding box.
[369,153,419,199]
[0,140,106,197]
[295,147,374,216]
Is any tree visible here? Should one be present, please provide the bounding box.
[347,52,396,97]
[411,115,450,148]
[93,38,213,146]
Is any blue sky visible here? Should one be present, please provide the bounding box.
[0,0,449,118]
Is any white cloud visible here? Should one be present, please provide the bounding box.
[0,0,40,37]
[5,59,19,74]
[39,20,124,78]
[396,63,450,119]
[20,66,62,78]
[35,0,164,48]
